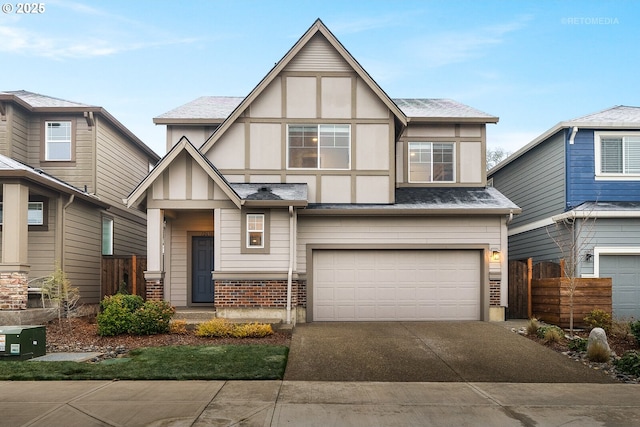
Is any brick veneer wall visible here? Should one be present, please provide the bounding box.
[0,272,28,310]
[489,280,501,306]
[214,280,307,308]
[145,278,164,301]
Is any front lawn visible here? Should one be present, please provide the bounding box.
[0,345,288,380]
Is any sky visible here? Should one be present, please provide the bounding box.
[1,0,638,157]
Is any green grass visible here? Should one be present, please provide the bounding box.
[0,345,289,380]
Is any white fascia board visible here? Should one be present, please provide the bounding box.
[507,217,555,236]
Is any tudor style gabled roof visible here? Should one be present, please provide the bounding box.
[125,136,242,209]
[198,19,408,154]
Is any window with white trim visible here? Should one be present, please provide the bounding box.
[408,142,455,182]
[596,132,640,177]
[0,201,44,226]
[288,124,350,169]
[102,216,113,255]
[246,214,265,248]
[45,121,72,161]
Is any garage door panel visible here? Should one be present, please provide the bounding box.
[313,249,481,321]
[601,255,640,319]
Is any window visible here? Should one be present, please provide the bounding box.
[246,214,264,248]
[45,121,72,161]
[288,124,350,169]
[0,201,45,227]
[102,217,113,255]
[596,133,640,177]
[408,142,455,182]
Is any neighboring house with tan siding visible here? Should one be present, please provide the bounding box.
[128,19,520,323]
[0,91,160,314]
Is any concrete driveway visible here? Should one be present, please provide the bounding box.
[284,322,615,383]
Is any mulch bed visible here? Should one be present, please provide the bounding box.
[45,316,291,358]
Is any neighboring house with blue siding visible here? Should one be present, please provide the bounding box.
[488,106,640,319]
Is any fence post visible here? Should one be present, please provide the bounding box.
[132,255,137,296]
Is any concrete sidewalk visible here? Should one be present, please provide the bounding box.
[2,380,640,426]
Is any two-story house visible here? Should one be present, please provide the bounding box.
[127,20,520,323]
[488,106,640,319]
[0,91,160,314]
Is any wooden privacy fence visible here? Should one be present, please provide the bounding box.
[508,258,613,327]
[101,255,147,299]
[531,277,612,328]
[507,259,563,319]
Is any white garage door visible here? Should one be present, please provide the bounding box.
[313,249,481,321]
[601,255,640,319]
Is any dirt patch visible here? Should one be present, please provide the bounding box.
[45,316,291,357]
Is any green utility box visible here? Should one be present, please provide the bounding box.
[0,325,46,360]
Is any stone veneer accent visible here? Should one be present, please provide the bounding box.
[489,280,501,306]
[214,280,307,309]
[0,272,28,310]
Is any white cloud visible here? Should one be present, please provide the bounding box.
[0,1,199,59]
[410,15,532,68]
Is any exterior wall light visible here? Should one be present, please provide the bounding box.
[491,249,501,262]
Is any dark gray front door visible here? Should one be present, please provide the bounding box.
[192,236,214,303]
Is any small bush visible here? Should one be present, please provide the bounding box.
[195,318,235,337]
[129,301,175,335]
[234,322,274,338]
[537,325,564,343]
[526,318,539,336]
[543,326,564,344]
[97,294,144,336]
[586,341,610,363]
[584,309,612,333]
[170,319,188,335]
[568,337,588,352]
[195,318,274,338]
[611,320,635,344]
[615,351,640,376]
[630,320,640,346]
[97,294,174,336]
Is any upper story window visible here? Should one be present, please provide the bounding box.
[595,132,640,179]
[45,121,72,161]
[408,142,455,183]
[287,124,350,169]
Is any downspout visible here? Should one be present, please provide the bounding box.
[61,194,75,270]
[286,205,294,325]
[569,126,578,145]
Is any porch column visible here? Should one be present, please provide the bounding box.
[0,183,30,310]
[144,208,164,301]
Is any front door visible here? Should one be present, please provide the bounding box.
[192,236,214,304]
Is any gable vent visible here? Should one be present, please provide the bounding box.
[284,33,352,73]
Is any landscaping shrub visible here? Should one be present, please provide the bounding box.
[542,326,564,344]
[568,337,587,352]
[614,351,640,377]
[234,322,274,338]
[97,294,144,336]
[537,324,564,343]
[584,309,612,333]
[195,318,235,337]
[129,301,175,335]
[586,341,610,363]
[97,294,174,336]
[526,318,539,336]
[195,318,274,338]
[170,319,188,335]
